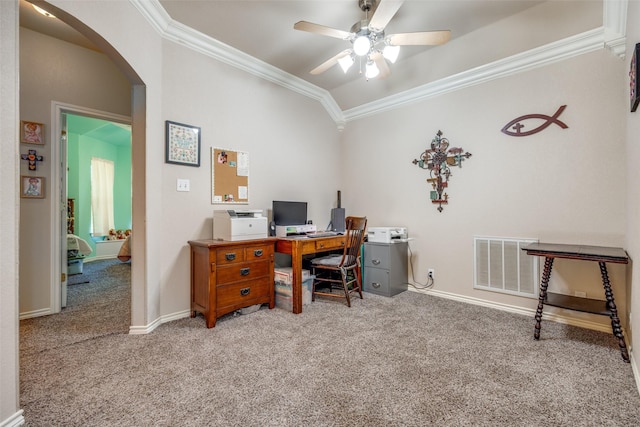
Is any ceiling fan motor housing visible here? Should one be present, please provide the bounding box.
[350,20,385,48]
[359,0,377,12]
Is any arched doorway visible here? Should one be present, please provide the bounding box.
[20,0,146,330]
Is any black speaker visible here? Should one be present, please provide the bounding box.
[269,221,276,236]
[330,208,345,233]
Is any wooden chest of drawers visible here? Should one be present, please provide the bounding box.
[188,238,277,328]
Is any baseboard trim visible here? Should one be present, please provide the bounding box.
[88,255,118,262]
[630,350,640,397]
[128,310,191,335]
[410,287,614,333]
[0,410,24,427]
[128,316,162,335]
[19,308,53,320]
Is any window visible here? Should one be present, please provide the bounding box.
[90,157,114,236]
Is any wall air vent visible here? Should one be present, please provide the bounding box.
[474,236,538,298]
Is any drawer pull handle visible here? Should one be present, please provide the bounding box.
[240,287,250,296]
[318,243,324,248]
[372,282,381,289]
[225,253,236,261]
[254,249,263,257]
[372,259,381,265]
[240,267,250,276]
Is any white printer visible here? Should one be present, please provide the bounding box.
[213,210,268,241]
[367,227,408,243]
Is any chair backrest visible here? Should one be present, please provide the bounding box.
[338,216,367,267]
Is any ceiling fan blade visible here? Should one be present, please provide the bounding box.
[371,51,391,79]
[294,21,352,40]
[388,30,451,46]
[310,49,352,75]
[368,0,404,32]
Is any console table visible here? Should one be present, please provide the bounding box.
[188,238,277,328]
[522,243,629,362]
[276,235,347,313]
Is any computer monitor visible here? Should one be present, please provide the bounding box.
[272,200,307,225]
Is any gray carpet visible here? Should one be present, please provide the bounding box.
[20,260,640,426]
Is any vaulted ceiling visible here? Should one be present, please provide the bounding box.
[21,0,623,127]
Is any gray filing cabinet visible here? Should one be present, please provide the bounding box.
[363,241,408,297]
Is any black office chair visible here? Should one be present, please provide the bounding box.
[311,216,367,307]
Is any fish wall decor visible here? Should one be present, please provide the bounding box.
[501,105,568,137]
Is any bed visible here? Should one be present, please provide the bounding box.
[117,234,131,262]
[67,234,93,257]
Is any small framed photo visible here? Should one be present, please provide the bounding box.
[165,120,201,167]
[20,176,45,199]
[21,121,45,145]
[631,43,640,113]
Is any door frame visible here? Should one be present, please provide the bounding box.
[51,101,131,312]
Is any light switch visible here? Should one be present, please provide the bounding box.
[177,179,190,192]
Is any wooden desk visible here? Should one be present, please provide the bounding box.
[276,235,346,313]
[522,243,629,362]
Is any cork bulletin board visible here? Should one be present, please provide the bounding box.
[211,147,249,204]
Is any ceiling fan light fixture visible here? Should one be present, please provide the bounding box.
[365,60,379,79]
[338,55,355,73]
[33,4,56,18]
[353,35,371,56]
[383,44,400,63]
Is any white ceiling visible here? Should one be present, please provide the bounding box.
[20,0,612,115]
[157,0,544,92]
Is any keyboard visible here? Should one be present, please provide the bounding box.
[306,231,339,238]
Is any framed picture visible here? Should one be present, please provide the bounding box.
[20,176,45,199]
[165,120,201,166]
[631,43,640,113]
[21,121,45,145]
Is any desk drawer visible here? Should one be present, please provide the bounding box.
[216,248,245,265]
[217,261,270,285]
[217,276,272,309]
[315,237,345,251]
[244,244,273,261]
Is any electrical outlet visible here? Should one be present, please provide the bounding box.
[428,268,435,279]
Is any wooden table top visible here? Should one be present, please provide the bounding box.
[522,243,629,264]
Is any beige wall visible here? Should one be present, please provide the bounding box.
[626,0,640,369]
[1,1,20,424]
[341,47,628,330]
[158,40,341,315]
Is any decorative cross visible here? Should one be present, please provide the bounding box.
[412,130,472,212]
[21,149,44,171]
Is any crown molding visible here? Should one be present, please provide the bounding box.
[129,0,345,128]
[603,0,628,58]
[131,0,625,129]
[344,27,607,122]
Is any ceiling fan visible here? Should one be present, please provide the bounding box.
[294,0,451,79]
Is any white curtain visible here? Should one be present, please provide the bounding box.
[90,157,115,236]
